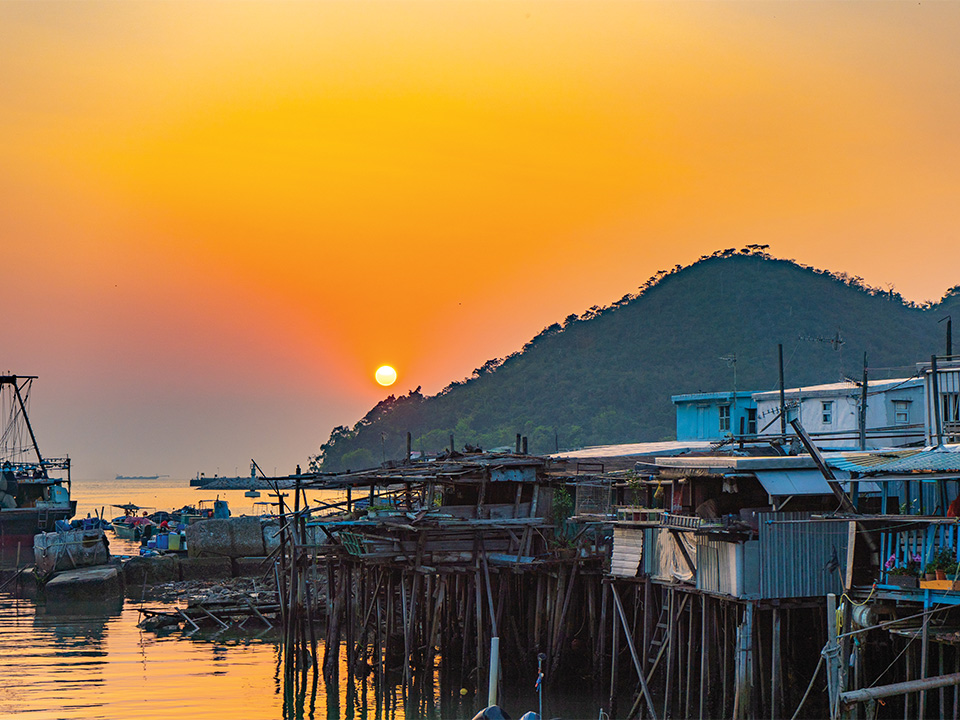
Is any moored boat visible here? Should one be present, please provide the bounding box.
[0,375,76,554]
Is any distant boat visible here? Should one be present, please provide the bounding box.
[115,474,168,480]
[244,489,261,498]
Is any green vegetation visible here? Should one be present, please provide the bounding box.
[314,249,960,472]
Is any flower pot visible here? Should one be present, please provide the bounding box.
[887,575,918,588]
[938,569,948,580]
[926,573,937,581]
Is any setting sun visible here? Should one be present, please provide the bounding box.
[375,365,397,387]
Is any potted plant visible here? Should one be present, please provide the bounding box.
[925,562,940,581]
[887,566,919,588]
[935,547,958,580]
[884,553,920,588]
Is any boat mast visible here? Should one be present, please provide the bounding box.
[1,375,44,466]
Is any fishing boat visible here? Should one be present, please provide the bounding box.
[110,503,155,540]
[0,375,76,551]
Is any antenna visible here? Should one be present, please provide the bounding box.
[799,326,845,380]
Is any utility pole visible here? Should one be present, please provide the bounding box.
[859,353,868,451]
[941,315,953,357]
[778,344,786,437]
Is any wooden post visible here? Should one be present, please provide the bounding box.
[609,581,620,716]
[701,594,708,720]
[920,606,930,720]
[598,580,609,690]
[826,593,840,720]
[772,607,782,720]
[664,588,675,719]
[686,595,694,719]
[642,577,653,673]
[475,568,485,684]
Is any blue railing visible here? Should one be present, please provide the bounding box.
[879,522,960,583]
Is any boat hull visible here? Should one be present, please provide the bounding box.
[0,503,77,549]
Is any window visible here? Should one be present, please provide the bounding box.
[719,405,731,432]
[747,408,757,435]
[894,400,910,425]
[943,393,960,423]
[822,401,833,425]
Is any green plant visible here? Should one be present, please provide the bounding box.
[889,566,917,577]
[553,486,573,525]
[925,562,940,576]
[625,473,643,506]
[935,547,958,572]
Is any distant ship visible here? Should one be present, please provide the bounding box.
[115,474,168,480]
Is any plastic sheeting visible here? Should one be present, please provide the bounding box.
[657,529,697,583]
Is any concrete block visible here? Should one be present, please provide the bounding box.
[179,556,232,581]
[234,556,269,577]
[262,521,281,556]
[231,517,267,557]
[45,566,123,604]
[186,517,266,558]
[122,555,180,587]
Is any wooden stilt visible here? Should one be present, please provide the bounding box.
[772,606,782,720]
[664,588,675,720]
[700,594,708,720]
[609,582,620,717]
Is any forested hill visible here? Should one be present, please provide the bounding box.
[316,249,960,472]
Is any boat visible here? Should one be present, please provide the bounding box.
[0,375,76,552]
[244,489,261,498]
[109,503,155,540]
[115,474,167,480]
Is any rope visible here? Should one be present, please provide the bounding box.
[789,651,825,720]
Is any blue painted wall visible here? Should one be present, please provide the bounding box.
[672,391,758,441]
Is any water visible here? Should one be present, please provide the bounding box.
[0,594,285,719]
[0,478,600,719]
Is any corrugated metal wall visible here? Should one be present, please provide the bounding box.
[697,538,736,595]
[758,511,847,599]
[611,526,643,577]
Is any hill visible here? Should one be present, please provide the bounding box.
[315,249,960,472]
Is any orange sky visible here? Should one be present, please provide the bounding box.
[3,1,960,478]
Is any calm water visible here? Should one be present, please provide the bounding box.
[0,478,598,720]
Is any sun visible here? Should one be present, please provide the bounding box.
[375,365,397,387]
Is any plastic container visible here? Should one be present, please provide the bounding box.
[167,533,180,551]
[157,533,169,550]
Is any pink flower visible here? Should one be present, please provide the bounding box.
[885,555,896,570]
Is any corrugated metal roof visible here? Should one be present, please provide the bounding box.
[671,391,756,403]
[826,446,960,474]
[751,469,877,496]
[752,377,921,402]
[551,440,713,459]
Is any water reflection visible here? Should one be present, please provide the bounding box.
[0,591,587,720]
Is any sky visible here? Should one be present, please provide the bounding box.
[3,1,960,480]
